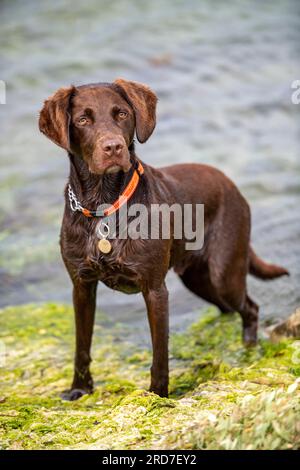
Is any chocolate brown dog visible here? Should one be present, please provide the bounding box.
[39,79,288,400]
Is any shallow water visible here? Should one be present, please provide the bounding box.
[0,0,299,335]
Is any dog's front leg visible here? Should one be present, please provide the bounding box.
[62,280,97,401]
[143,283,169,397]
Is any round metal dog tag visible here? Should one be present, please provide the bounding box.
[96,221,112,254]
[98,238,112,254]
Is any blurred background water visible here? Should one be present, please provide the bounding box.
[0,0,299,336]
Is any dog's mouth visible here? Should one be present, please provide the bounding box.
[104,164,123,174]
[103,158,132,174]
[88,161,131,175]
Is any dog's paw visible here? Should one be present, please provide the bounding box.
[243,326,258,348]
[150,384,168,398]
[60,388,92,401]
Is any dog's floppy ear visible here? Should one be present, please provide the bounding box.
[39,86,75,151]
[114,78,157,143]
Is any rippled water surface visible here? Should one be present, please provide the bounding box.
[0,0,299,334]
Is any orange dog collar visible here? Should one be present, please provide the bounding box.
[68,161,144,218]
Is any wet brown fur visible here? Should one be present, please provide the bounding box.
[39,79,289,400]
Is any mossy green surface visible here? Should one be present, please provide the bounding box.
[0,304,299,450]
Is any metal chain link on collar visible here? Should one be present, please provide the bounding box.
[68,184,84,212]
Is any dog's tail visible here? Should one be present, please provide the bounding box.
[249,246,289,280]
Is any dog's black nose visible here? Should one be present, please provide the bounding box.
[102,138,124,157]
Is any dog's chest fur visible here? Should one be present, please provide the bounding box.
[62,217,143,294]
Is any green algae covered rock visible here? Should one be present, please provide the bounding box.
[0,303,299,450]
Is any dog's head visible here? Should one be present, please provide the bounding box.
[39,79,157,174]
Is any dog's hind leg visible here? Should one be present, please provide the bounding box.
[179,261,259,345]
[180,195,259,345]
[239,295,259,346]
[207,243,259,346]
[179,264,234,314]
[210,266,259,346]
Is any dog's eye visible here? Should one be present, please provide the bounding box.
[78,116,88,126]
[118,111,128,119]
